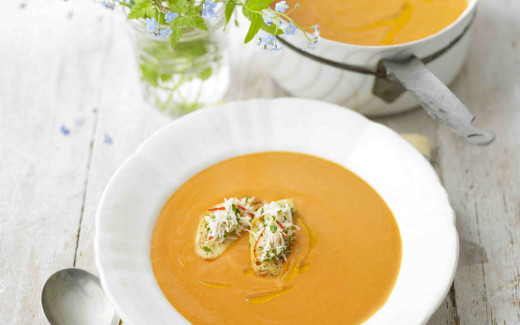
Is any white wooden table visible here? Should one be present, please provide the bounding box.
[1,0,519,324]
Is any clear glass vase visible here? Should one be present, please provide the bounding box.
[129,13,230,116]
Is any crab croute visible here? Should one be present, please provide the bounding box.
[249,199,298,276]
[195,197,256,259]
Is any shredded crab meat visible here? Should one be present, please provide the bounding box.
[204,197,255,244]
[252,201,298,262]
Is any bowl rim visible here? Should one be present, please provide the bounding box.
[281,0,478,50]
[95,98,459,325]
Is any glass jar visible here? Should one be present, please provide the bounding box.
[128,11,230,116]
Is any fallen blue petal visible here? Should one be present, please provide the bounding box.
[104,134,113,144]
[60,125,70,135]
[75,118,84,126]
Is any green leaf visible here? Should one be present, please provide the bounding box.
[139,63,159,87]
[225,1,236,26]
[127,0,155,19]
[203,246,211,252]
[177,14,208,31]
[246,0,275,11]
[242,7,283,36]
[244,12,261,44]
[171,0,189,14]
[174,39,209,57]
[160,72,173,82]
[170,24,183,48]
[259,21,284,36]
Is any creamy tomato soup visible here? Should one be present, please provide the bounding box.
[286,0,468,45]
[151,152,402,324]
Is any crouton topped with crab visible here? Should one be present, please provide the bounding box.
[195,197,256,259]
[249,199,298,276]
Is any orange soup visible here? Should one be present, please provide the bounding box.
[286,0,468,45]
[151,152,402,324]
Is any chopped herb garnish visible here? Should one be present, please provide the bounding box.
[231,204,241,215]
[270,225,277,233]
[203,246,211,252]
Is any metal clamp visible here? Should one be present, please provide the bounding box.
[381,56,495,145]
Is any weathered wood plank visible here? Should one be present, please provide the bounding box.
[0,1,115,324]
[437,0,520,324]
[73,15,172,272]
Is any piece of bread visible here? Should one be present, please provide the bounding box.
[249,199,295,276]
[195,198,257,259]
[195,211,236,259]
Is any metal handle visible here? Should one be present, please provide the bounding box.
[381,56,495,146]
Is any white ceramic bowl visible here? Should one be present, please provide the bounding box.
[95,98,459,325]
[266,0,478,116]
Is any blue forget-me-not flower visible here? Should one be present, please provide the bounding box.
[254,33,282,51]
[254,34,263,45]
[303,40,318,51]
[165,11,179,24]
[263,12,275,26]
[159,28,173,39]
[202,0,218,21]
[263,34,276,47]
[303,24,320,51]
[275,1,289,13]
[146,17,159,32]
[102,0,118,9]
[285,21,296,35]
[266,37,282,51]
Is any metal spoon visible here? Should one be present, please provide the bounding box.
[41,268,120,325]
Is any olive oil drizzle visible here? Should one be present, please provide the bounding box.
[296,214,317,273]
[282,248,301,283]
[245,287,294,304]
[198,280,230,289]
[177,239,191,268]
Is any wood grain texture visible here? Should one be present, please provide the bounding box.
[437,1,520,324]
[1,0,519,324]
[0,1,115,324]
